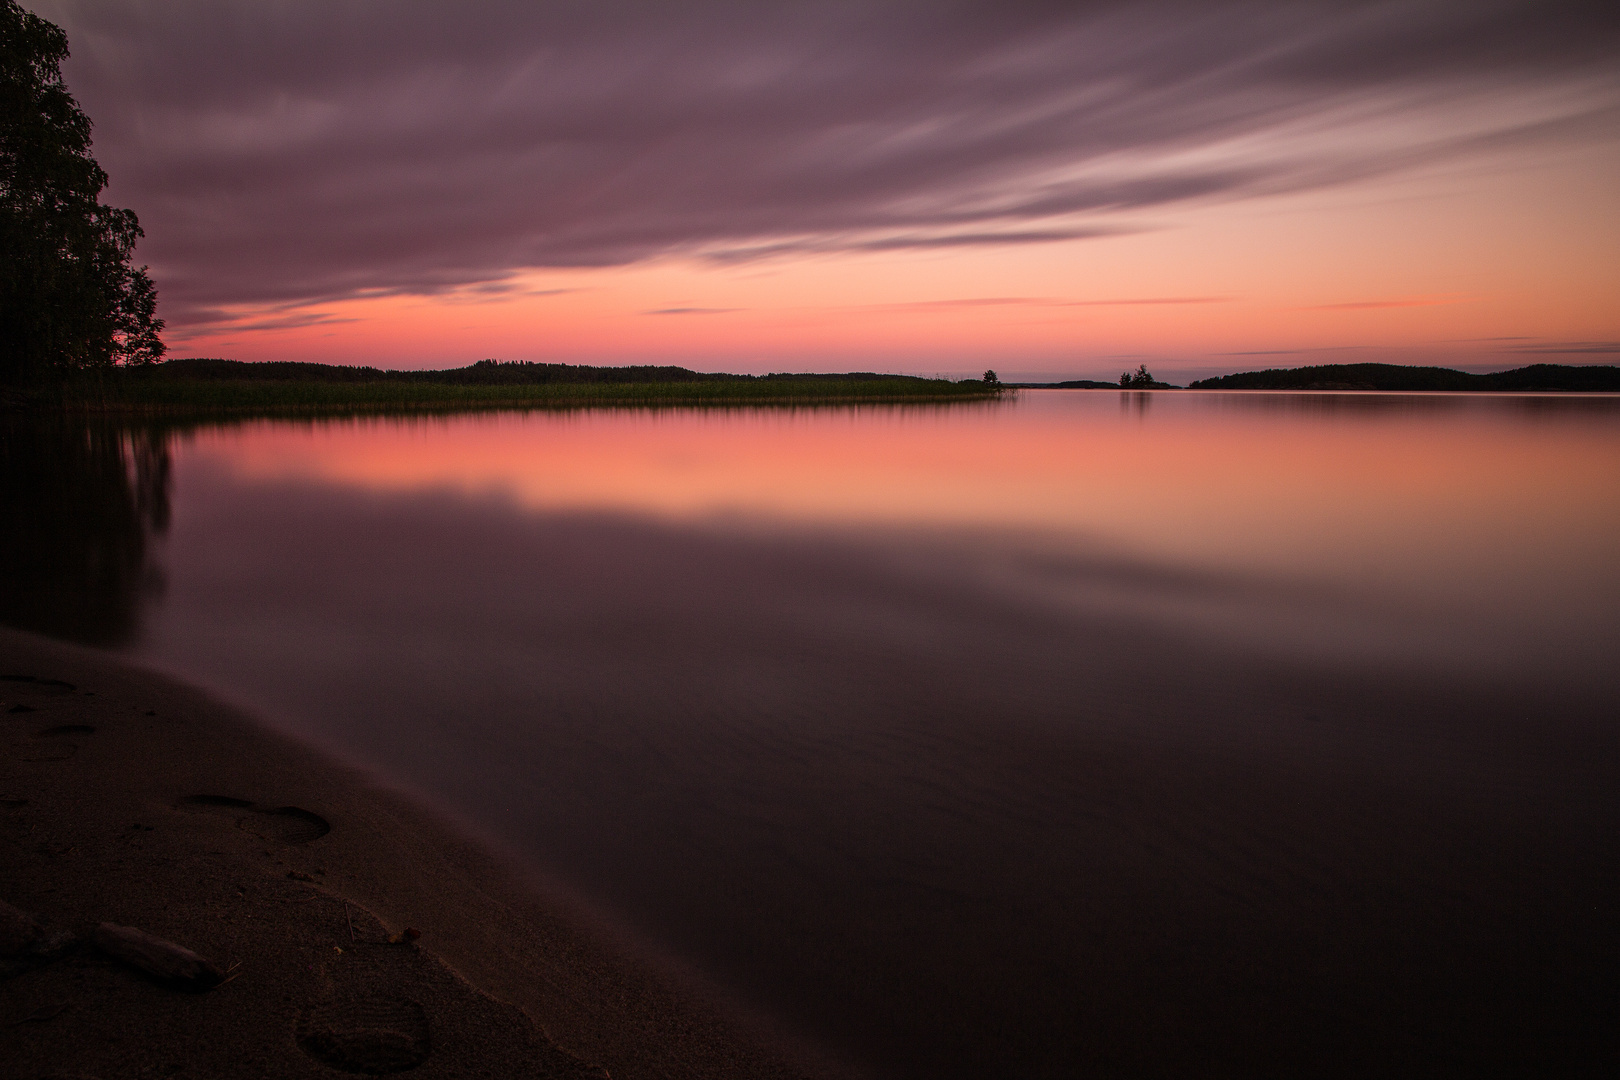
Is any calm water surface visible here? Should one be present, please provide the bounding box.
[6,390,1619,1078]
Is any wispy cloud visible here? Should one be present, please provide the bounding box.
[698,227,1144,264]
[643,307,741,316]
[1306,296,1474,310]
[882,297,1046,310]
[1212,345,1372,355]
[175,311,360,337]
[878,296,1230,311]
[1067,297,1231,307]
[1503,340,1620,354]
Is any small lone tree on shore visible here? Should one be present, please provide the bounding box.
[1,0,164,383]
[982,369,1000,386]
[1120,364,1156,388]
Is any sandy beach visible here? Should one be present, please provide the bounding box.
[0,626,823,1080]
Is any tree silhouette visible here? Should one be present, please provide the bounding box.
[1,1,164,384]
[982,369,1000,386]
[1119,364,1156,388]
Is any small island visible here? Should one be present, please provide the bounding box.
[1012,364,1180,389]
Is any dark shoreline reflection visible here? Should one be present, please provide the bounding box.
[1118,389,1152,416]
[0,415,171,645]
[0,397,1004,647]
[1196,388,1620,421]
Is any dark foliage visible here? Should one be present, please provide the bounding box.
[1,1,164,384]
[1120,364,1159,388]
[1105,364,1178,389]
[1188,363,1620,391]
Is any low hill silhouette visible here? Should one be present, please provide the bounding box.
[148,358,929,386]
[1189,363,1620,392]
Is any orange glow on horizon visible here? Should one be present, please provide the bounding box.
[164,144,1620,380]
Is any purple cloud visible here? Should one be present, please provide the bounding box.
[33,1,1620,328]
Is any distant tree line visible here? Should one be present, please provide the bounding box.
[128,357,993,387]
[1,0,164,385]
[1187,363,1620,392]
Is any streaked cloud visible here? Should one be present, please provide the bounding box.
[173,311,359,339]
[1504,340,1620,354]
[35,1,1620,330]
[1307,296,1476,310]
[877,296,1231,311]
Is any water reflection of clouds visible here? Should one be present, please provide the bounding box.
[128,394,1620,698]
[178,395,1620,602]
[8,393,1619,677]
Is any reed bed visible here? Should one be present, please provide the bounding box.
[51,375,1001,414]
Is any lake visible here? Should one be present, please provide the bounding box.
[5,389,1618,1078]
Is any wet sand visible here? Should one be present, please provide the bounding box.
[0,626,825,1080]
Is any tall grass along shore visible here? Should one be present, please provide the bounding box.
[23,358,1003,414]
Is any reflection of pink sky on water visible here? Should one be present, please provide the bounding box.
[132,393,1620,1078]
[184,392,1620,611]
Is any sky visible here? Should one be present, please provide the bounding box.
[35,0,1620,381]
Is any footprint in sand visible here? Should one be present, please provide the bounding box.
[1,675,76,692]
[10,724,92,762]
[297,945,432,1074]
[297,993,432,1074]
[174,795,332,845]
[178,794,254,809]
[36,724,95,737]
[247,806,332,845]
[5,676,78,726]
[13,743,76,761]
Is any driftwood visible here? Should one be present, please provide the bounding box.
[93,923,224,990]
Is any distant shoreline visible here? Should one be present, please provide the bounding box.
[2,357,1003,415]
[1020,362,1620,393]
[1189,362,1620,392]
[20,357,1002,414]
[10,359,1618,415]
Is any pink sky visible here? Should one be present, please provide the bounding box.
[40,1,1620,382]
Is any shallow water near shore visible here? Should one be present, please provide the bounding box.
[6,390,1620,1077]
